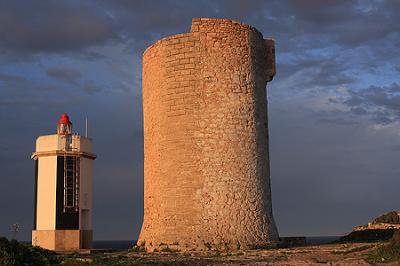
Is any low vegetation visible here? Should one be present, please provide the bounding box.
[129,245,145,252]
[3,234,400,265]
[336,229,395,243]
[0,237,59,266]
[249,241,285,250]
[367,230,400,263]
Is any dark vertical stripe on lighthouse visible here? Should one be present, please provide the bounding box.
[56,156,79,229]
[33,160,38,230]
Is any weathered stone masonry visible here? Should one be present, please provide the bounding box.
[138,18,278,251]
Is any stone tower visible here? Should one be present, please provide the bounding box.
[138,18,278,251]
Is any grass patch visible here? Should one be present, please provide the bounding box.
[0,237,60,266]
[130,245,145,252]
[366,241,400,263]
[331,245,373,255]
[59,257,92,265]
[91,255,142,266]
[249,241,287,250]
[367,243,400,263]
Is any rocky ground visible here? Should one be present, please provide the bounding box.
[2,235,399,265]
[59,241,399,265]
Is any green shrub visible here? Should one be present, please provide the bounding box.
[367,242,400,263]
[336,229,395,243]
[249,241,286,250]
[130,245,145,252]
[0,237,60,266]
[366,230,400,263]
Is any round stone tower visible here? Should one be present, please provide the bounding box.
[139,18,278,251]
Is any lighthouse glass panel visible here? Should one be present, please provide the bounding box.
[64,156,79,212]
[57,123,72,135]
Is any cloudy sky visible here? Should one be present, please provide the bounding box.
[1,0,399,241]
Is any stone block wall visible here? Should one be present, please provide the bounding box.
[138,18,278,251]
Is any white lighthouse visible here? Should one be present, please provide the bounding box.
[31,113,96,251]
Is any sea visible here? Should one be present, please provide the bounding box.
[305,236,341,245]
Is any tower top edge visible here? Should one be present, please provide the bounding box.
[143,17,271,57]
[191,17,262,33]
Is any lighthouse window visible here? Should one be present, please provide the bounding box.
[64,156,80,212]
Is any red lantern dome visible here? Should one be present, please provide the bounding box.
[57,113,72,135]
[58,113,71,125]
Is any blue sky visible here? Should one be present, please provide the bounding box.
[0,0,399,240]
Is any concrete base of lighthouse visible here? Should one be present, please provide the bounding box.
[32,230,92,251]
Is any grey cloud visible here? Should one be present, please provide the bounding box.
[278,57,325,77]
[372,115,394,125]
[270,99,400,236]
[392,145,400,152]
[349,84,400,112]
[82,81,102,94]
[100,0,267,32]
[75,50,108,61]
[335,83,400,125]
[215,0,268,19]
[0,0,399,67]
[308,61,354,87]
[389,83,400,93]
[0,73,26,82]
[0,93,83,108]
[278,55,354,89]
[0,77,87,108]
[0,0,116,53]
[275,0,400,47]
[351,107,367,115]
[315,117,358,126]
[46,67,82,83]
[283,0,355,26]
[46,68,103,95]
[343,95,364,107]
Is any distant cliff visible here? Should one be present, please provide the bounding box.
[353,211,400,232]
[338,211,400,243]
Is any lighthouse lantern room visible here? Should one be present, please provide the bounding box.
[31,113,96,251]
